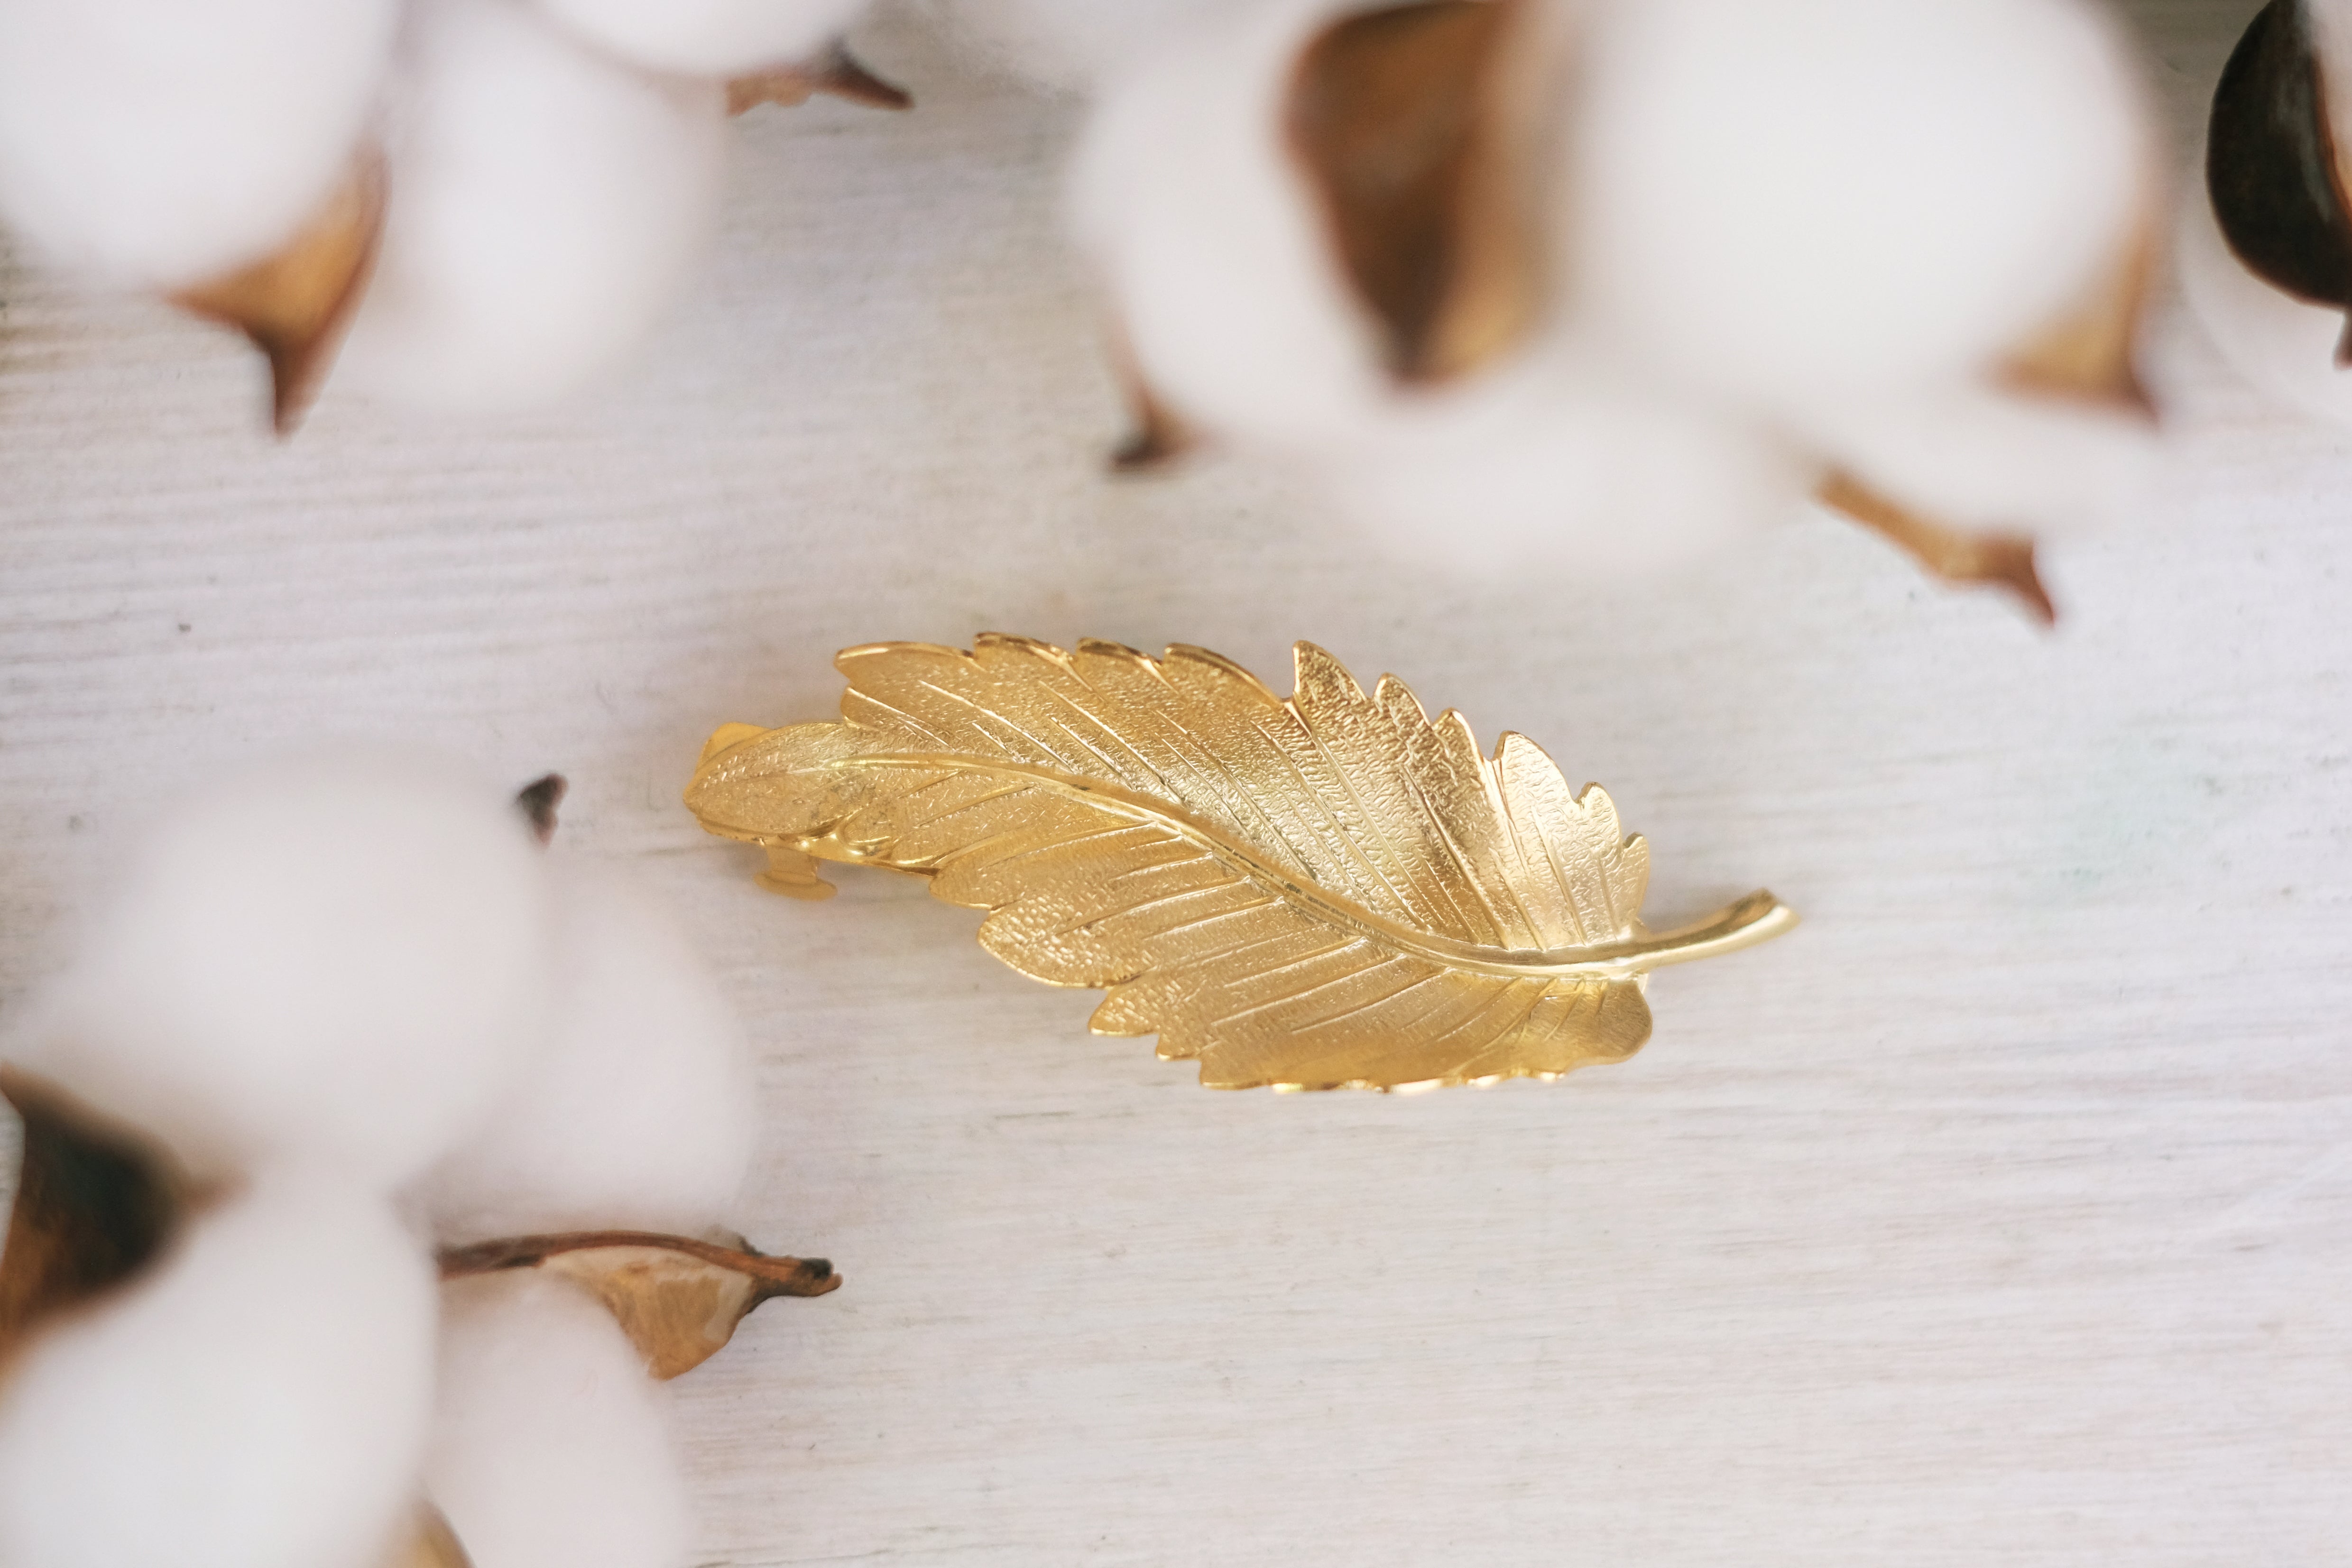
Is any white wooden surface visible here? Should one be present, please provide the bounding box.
[4,3,2348,1563]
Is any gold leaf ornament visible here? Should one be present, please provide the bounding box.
[686,636,1796,1091]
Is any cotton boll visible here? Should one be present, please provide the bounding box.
[14,748,553,1187]
[916,0,1257,96]
[532,0,866,77]
[0,1168,436,1568]
[1573,0,2150,404]
[1796,380,2157,536]
[336,0,727,415]
[411,860,757,1244]
[1313,356,1812,579]
[427,1272,690,1568]
[2178,171,2352,426]
[0,0,397,288]
[1072,0,1388,448]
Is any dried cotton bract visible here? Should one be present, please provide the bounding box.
[1076,0,2162,611]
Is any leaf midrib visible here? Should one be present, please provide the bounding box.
[818,754,1792,981]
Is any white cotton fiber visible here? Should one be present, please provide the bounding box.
[411,860,757,1244]
[1071,0,1389,448]
[426,1272,690,1568]
[916,0,1255,96]
[1797,378,2157,536]
[1571,0,2150,404]
[0,1168,437,1568]
[531,0,867,77]
[1311,352,1812,578]
[12,747,553,1187]
[336,0,728,415]
[2177,173,2352,426]
[0,0,397,287]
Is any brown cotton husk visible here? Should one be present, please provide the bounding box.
[1284,0,1556,383]
[512,774,567,846]
[172,153,387,435]
[383,1501,474,1568]
[1110,371,1199,472]
[2001,219,2158,415]
[436,1231,839,1380]
[729,41,911,114]
[1103,315,1199,472]
[1818,472,2054,625]
[2208,0,2352,362]
[1822,214,2153,626]
[0,1068,192,1369]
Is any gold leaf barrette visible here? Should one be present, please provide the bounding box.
[686,636,1795,1093]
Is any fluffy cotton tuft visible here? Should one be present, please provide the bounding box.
[13,747,553,1187]
[2177,174,2352,426]
[1312,355,1812,579]
[427,1272,691,1568]
[0,1168,438,1568]
[917,0,1256,96]
[1071,0,1387,448]
[0,0,398,287]
[530,0,867,76]
[1572,0,2149,405]
[336,0,728,415]
[1797,379,2158,535]
[411,860,757,1244]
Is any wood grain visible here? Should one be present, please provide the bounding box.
[2,4,2346,1563]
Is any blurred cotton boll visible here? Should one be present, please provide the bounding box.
[336,0,728,415]
[412,860,758,1244]
[0,0,397,287]
[15,748,554,1187]
[1572,0,2150,406]
[1314,356,1812,579]
[0,1169,438,1568]
[917,0,1257,96]
[428,1273,692,1568]
[1071,0,1387,449]
[532,0,867,77]
[2178,174,2352,427]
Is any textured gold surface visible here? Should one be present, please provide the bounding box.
[687,636,1794,1091]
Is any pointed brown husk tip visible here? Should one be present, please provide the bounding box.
[729,41,911,114]
[2209,0,2352,347]
[513,774,566,844]
[1111,384,1198,472]
[1820,472,2056,626]
[172,153,387,435]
